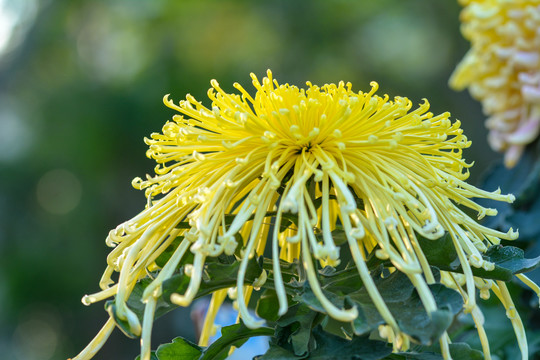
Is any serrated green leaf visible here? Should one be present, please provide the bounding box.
[349,273,462,345]
[291,270,461,346]
[394,289,458,345]
[308,326,392,360]
[150,324,272,360]
[389,342,484,360]
[166,257,261,302]
[258,326,391,360]
[292,283,345,314]
[418,234,540,281]
[254,344,299,359]
[200,322,273,360]
[110,256,263,337]
[262,258,301,286]
[275,304,319,356]
[155,337,202,360]
[473,245,540,278]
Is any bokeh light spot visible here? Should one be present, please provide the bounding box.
[356,10,451,83]
[75,3,150,84]
[12,308,60,360]
[36,169,82,215]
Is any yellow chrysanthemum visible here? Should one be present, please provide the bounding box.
[450,0,540,167]
[73,71,539,360]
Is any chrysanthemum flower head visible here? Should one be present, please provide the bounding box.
[73,71,537,360]
[450,0,540,167]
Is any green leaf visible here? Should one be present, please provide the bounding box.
[287,263,463,345]
[348,272,462,345]
[290,269,461,346]
[472,245,540,279]
[200,322,274,360]
[135,351,159,360]
[315,226,348,247]
[318,266,364,295]
[396,285,459,345]
[293,282,345,315]
[308,327,392,360]
[155,236,188,268]
[151,323,272,360]
[104,301,139,339]
[416,234,460,272]
[155,337,202,360]
[386,351,444,360]
[275,304,320,356]
[256,289,281,322]
[258,326,391,360]
[150,323,272,360]
[418,234,540,281]
[254,344,299,359]
[124,276,177,325]
[389,342,484,360]
[262,258,301,286]
[446,343,484,360]
[110,256,264,336]
[320,313,355,339]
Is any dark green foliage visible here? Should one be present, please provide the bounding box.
[199,323,274,360]
[258,326,393,360]
[388,343,484,360]
[144,323,273,360]
[108,255,265,330]
[417,234,540,281]
[156,337,202,360]
[123,227,540,360]
[256,289,281,322]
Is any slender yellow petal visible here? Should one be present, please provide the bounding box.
[73,71,537,360]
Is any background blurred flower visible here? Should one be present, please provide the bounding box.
[450,0,540,168]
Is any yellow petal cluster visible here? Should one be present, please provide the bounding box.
[450,0,540,167]
[72,71,537,360]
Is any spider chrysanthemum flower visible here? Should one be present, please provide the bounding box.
[73,71,539,360]
[450,0,540,167]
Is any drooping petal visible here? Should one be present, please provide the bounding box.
[73,71,536,360]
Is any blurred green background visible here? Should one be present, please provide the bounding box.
[0,0,499,359]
